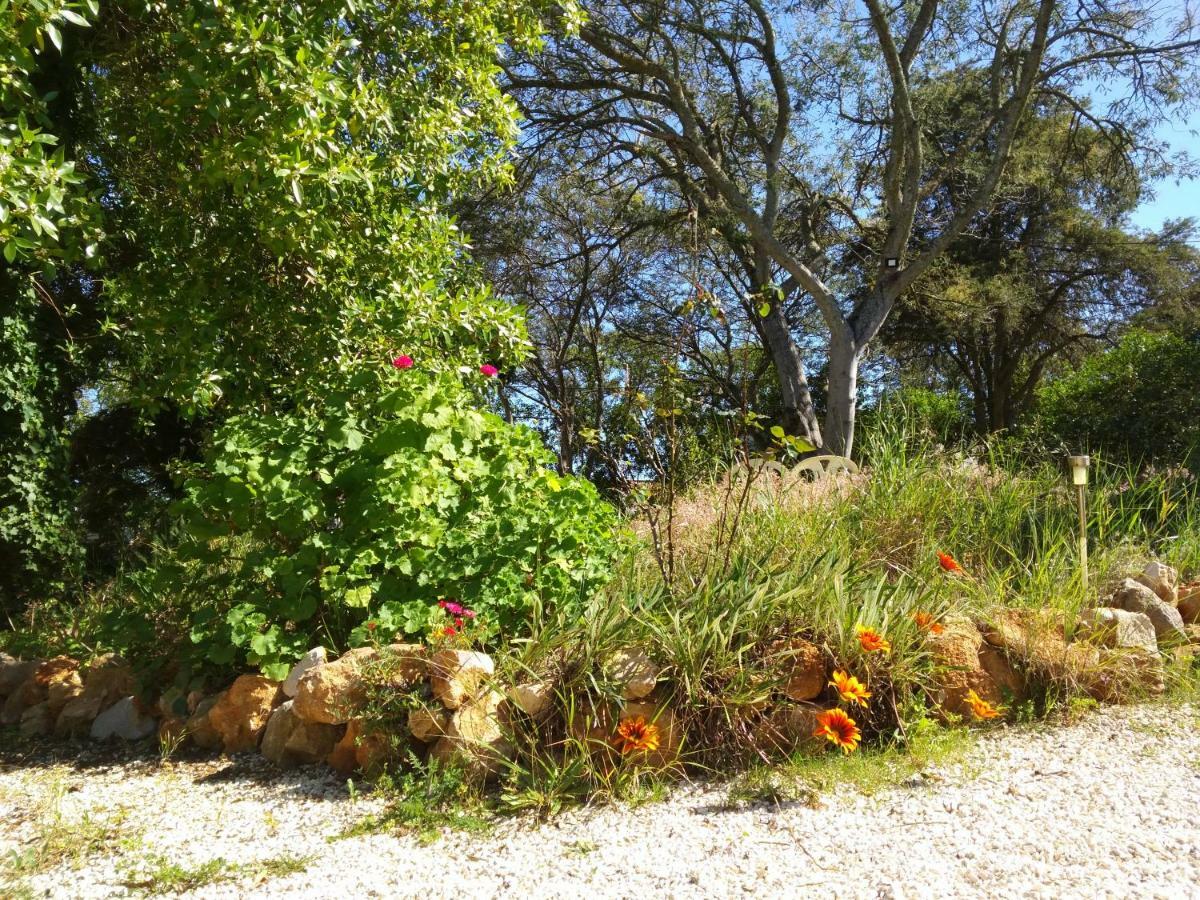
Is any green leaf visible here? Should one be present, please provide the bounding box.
[770,425,785,440]
[344,585,373,608]
[758,302,771,317]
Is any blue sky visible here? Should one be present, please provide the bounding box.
[1130,118,1200,231]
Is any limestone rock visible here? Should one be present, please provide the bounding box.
[764,638,825,702]
[260,700,342,768]
[79,655,136,711]
[567,698,683,769]
[20,701,53,738]
[0,654,38,699]
[1088,649,1165,702]
[1077,608,1158,655]
[54,694,105,738]
[507,681,554,720]
[1178,583,1200,625]
[91,696,156,741]
[429,691,511,781]
[978,644,1026,702]
[207,675,282,753]
[326,719,364,775]
[283,647,327,698]
[927,617,1008,720]
[1111,578,1186,645]
[1,656,77,726]
[753,702,823,755]
[430,649,495,710]
[294,644,426,724]
[408,706,451,743]
[1,681,35,726]
[1136,561,1178,605]
[185,694,224,750]
[605,649,659,701]
[45,668,84,716]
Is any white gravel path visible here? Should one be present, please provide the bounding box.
[2,702,1198,899]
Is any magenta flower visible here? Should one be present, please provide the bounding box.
[438,600,466,616]
[479,364,498,377]
[392,355,414,369]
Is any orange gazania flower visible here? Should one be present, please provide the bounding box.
[965,689,1002,721]
[937,552,963,574]
[913,611,945,635]
[855,624,891,654]
[830,670,872,707]
[813,708,861,754]
[615,716,660,754]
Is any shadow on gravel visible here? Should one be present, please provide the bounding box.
[0,727,349,800]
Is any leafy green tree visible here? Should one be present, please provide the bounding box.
[2,1,621,671]
[882,104,1200,434]
[1035,330,1200,465]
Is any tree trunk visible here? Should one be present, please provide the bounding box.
[824,330,860,458]
[759,297,823,448]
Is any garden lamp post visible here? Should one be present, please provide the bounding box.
[1067,455,1090,589]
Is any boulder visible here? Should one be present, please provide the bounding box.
[753,702,823,755]
[430,649,495,710]
[429,691,512,781]
[54,694,105,738]
[207,675,282,753]
[282,647,328,698]
[294,644,426,724]
[1178,583,1200,625]
[1088,649,1165,703]
[260,700,342,768]
[927,616,1010,719]
[507,681,554,720]
[1077,608,1158,655]
[980,609,1067,667]
[0,654,38,699]
[79,655,136,710]
[1,656,77,726]
[605,649,659,701]
[184,694,224,750]
[764,638,825,702]
[45,668,84,716]
[1136,561,1178,605]
[1111,578,1186,645]
[327,719,364,775]
[978,644,1026,701]
[90,696,157,741]
[20,701,53,738]
[568,697,683,770]
[408,706,451,743]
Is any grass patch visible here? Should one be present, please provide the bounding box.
[1,777,141,897]
[332,757,494,846]
[725,717,974,808]
[120,853,311,895]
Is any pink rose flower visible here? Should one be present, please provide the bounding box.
[392,355,414,369]
[479,364,498,377]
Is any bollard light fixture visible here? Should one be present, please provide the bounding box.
[1066,455,1090,587]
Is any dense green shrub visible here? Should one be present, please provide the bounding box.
[122,370,618,679]
[1034,330,1200,465]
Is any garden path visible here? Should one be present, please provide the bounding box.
[2,702,1197,899]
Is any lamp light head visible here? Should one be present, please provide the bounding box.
[1067,454,1090,486]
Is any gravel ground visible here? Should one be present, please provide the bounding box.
[2,702,1198,899]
